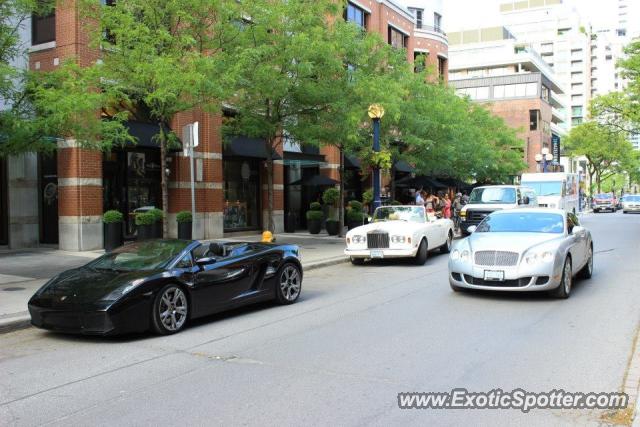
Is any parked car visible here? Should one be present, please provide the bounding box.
[344,205,454,265]
[29,239,303,335]
[448,209,593,298]
[622,194,640,214]
[592,193,616,212]
[459,185,537,235]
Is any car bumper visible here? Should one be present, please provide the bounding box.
[448,262,561,292]
[593,204,615,211]
[28,297,152,335]
[623,206,640,212]
[344,247,418,259]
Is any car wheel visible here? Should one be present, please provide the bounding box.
[551,257,572,299]
[350,257,365,265]
[413,239,428,265]
[275,263,302,305]
[440,231,453,254]
[623,210,628,214]
[151,284,189,335]
[578,245,593,279]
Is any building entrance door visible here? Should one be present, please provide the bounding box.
[39,153,59,244]
[0,160,7,245]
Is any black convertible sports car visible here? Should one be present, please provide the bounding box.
[28,239,303,335]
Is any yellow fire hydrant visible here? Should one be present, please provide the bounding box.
[261,230,275,243]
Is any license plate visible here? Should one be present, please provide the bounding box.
[370,250,384,259]
[484,270,504,281]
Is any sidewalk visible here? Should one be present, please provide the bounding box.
[0,233,348,334]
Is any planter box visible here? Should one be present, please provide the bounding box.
[104,222,123,252]
[307,218,322,234]
[152,221,163,238]
[325,220,340,236]
[137,224,154,240]
[177,221,192,240]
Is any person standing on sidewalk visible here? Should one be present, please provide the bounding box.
[443,194,452,219]
[452,193,463,231]
[415,187,424,206]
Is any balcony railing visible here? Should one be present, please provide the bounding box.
[415,24,446,36]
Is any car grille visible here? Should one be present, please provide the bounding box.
[474,250,519,266]
[367,231,389,249]
[467,210,493,222]
[464,274,531,287]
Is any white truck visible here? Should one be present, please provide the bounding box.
[520,172,580,214]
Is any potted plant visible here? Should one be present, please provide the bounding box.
[149,208,164,238]
[347,200,366,230]
[362,189,373,214]
[135,212,155,240]
[103,210,123,252]
[322,188,340,236]
[306,202,323,234]
[176,211,193,240]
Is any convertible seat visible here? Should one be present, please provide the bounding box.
[208,242,227,257]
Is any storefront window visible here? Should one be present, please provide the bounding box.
[224,159,261,230]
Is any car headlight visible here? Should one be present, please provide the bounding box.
[460,250,470,262]
[460,210,467,218]
[390,235,408,243]
[450,249,460,260]
[351,235,366,244]
[525,251,553,265]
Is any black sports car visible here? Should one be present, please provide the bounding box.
[28,239,303,335]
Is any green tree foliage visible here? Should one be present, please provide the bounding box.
[564,122,636,193]
[29,0,237,235]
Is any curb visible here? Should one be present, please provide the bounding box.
[0,257,350,335]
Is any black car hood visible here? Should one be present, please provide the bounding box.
[33,267,157,306]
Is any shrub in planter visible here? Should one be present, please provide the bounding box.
[149,208,164,238]
[135,212,155,240]
[322,188,340,206]
[323,188,340,236]
[346,200,366,230]
[325,219,340,236]
[176,211,193,240]
[306,202,323,234]
[103,210,123,252]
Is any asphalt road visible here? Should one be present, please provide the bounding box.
[1,211,639,426]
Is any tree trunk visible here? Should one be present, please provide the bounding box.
[159,123,169,238]
[596,172,602,193]
[339,148,344,237]
[266,138,275,232]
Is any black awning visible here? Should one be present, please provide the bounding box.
[394,160,415,173]
[289,174,339,186]
[395,175,447,189]
[123,121,183,152]
[224,135,282,160]
[344,155,361,169]
[283,151,325,164]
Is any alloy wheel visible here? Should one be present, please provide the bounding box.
[159,287,188,332]
[564,261,572,295]
[280,265,301,302]
[587,247,593,275]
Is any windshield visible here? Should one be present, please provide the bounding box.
[521,181,563,197]
[594,194,613,200]
[624,195,640,202]
[468,187,516,204]
[373,206,425,223]
[89,240,190,272]
[476,212,564,234]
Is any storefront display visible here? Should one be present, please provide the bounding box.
[223,159,260,231]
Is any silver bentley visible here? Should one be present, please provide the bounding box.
[448,208,593,298]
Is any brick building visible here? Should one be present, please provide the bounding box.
[0,0,448,251]
[448,26,566,173]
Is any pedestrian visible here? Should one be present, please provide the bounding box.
[452,193,463,231]
[425,191,435,214]
[415,187,424,206]
[443,193,452,219]
[461,191,470,205]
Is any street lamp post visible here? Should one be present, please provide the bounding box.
[534,147,554,172]
[368,104,385,211]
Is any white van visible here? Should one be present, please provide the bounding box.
[459,185,537,235]
[520,172,579,214]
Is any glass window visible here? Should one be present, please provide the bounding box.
[529,110,539,131]
[434,12,442,31]
[515,84,526,97]
[469,187,516,205]
[438,56,446,79]
[409,8,423,29]
[176,253,193,269]
[89,240,191,272]
[414,51,427,73]
[373,206,426,223]
[388,26,407,49]
[32,7,55,45]
[346,2,366,28]
[525,83,537,96]
[494,85,505,98]
[476,212,564,234]
[224,159,261,230]
[521,181,563,196]
[504,84,516,98]
[476,86,489,99]
[541,86,550,102]
[572,106,583,117]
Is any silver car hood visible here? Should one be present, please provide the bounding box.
[467,232,563,254]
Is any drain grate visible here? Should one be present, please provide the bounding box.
[3,287,26,292]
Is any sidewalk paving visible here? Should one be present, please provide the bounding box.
[0,233,348,334]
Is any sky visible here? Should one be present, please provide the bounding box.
[443,0,618,32]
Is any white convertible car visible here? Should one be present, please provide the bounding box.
[345,205,454,265]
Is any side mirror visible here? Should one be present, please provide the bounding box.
[467,225,477,233]
[519,196,530,205]
[195,257,216,268]
[571,225,585,235]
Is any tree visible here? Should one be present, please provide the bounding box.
[29,0,238,236]
[0,0,56,156]
[564,122,635,193]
